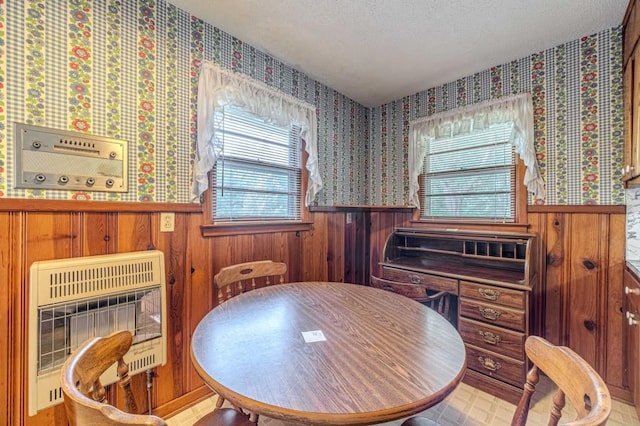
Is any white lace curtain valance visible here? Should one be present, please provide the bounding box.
[408,93,545,208]
[191,60,322,205]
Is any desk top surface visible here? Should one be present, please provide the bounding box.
[191,282,466,425]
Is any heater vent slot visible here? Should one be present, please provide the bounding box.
[130,354,157,372]
[28,250,167,416]
[49,387,63,404]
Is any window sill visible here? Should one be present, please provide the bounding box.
[200,221,313,237]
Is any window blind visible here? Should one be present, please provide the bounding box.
[211,105,301,221]
[420,122,516,222]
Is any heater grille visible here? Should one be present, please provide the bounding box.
[28,250,167,416]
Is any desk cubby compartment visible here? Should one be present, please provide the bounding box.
[463,240,527,262]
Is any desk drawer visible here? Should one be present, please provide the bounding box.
[459,281,525,309]
[459,299,525,331]
[466,345,525,388]
[458,317,525,360]
[382,267,458,294]
[370,275,433,301]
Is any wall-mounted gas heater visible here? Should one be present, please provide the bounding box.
[28,250,167,416]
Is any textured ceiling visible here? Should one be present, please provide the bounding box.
[167,0,628,107]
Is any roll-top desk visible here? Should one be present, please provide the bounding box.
[375,227,538,404]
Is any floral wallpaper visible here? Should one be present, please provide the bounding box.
[368,28,624,206]
[0,0,369,204]
[0,1,625,207]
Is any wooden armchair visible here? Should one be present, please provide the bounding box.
[211,260,287,421]
[511,335,611,426]
[215,260,287,304]
[60,330,253,426]
[401,336,611,426]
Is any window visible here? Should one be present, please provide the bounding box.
[210,105,302,222]
[193,61,322,235]
[408,94,544,224]
[420,122,516,221]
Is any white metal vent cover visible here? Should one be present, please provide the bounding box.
[28,250,168,416]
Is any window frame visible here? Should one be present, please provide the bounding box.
[200,112,312,237]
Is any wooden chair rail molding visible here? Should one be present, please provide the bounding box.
[309,204,415,212]
[310,204,625,214]
[527,204,625,214]
[0,198,203,213]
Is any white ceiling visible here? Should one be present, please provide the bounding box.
[167,0,628,107]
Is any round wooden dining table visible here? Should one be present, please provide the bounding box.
[190,282,467,425]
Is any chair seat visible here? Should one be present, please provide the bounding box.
[401,417,439,426]
[192,407,256,426]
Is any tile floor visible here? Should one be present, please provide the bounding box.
[166,377,640,426]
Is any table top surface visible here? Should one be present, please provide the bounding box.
[190,282,467,425]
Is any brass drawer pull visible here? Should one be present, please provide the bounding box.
[409,274,422,284]
[479,306,502,321]
[478,288,501,301]
[478,356,502,372]
[478,330,502,345]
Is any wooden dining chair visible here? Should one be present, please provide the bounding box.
[211,260,287,421]
[60,330,254,426]
[510,335,611,426]
[401,335,611,426]
[369,275,454,323]
[215,260,287,304]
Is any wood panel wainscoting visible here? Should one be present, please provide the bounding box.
[0,200,629,424]
[528,205,628,403]
[0,199,333,425]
